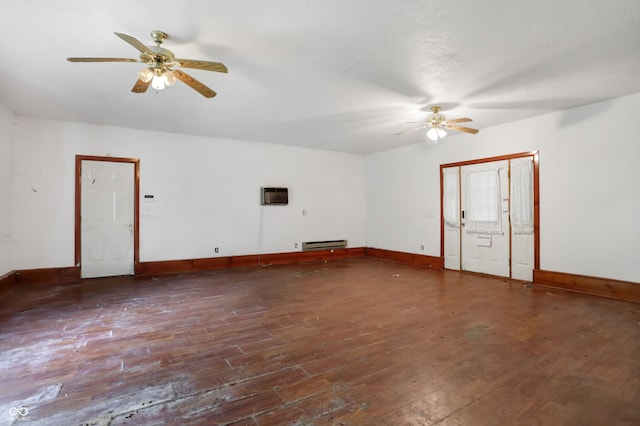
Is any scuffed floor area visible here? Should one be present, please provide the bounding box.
[1,258,639,425]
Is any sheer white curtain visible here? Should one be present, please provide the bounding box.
[443,168,459,228]
[511,157,534,234]
[465,169,502,234]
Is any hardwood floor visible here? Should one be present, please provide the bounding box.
[0,257,638,425]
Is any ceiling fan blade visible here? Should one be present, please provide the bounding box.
[394,125,427,135]
[446,124,479,134]
[131,78,151,93]
[67,57,139,63]
[445,117,472,123]
[114,32,156,57]
[171,69,217,98]
[174,59,228,73]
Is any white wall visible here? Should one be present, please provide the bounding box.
[0,104,15,275]
[11,118,366,269]
[8,93,640,283]
[367,93,640,283]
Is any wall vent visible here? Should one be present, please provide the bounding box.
[302,240,347,251]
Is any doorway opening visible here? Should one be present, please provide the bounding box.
[75,155,140,278]
[440,151,539,281]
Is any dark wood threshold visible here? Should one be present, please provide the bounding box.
[534,269,640,304]
[0,270,17,295]
[365,247,444,269]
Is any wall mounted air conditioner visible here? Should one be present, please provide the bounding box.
[261,187,288,205]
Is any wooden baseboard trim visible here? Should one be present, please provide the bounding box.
[15,266,80,285]
[136,248,366,276]
[365,248,444,269]
[1,247,440,289]
[0,270,17,295]
[534,269,640,304]
[8,254,638,306]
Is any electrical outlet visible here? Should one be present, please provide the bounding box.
[295,243,298,249]
[214,247,219,254]
[420,245,425,251]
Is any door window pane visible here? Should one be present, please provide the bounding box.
[465,169,502,234]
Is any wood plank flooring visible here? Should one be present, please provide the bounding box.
[1,257,639,425]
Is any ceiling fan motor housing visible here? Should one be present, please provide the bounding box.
[150,30,168,44]
[143,45,175,61]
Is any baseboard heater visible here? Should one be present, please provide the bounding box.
[302,240,348,251]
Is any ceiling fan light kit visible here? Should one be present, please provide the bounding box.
[138,67,177,91]
[427,127,447,142]
[395,105,479,143]
[67,30,227,98]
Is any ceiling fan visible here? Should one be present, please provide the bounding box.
[67,31,227,98]
[395,106,479,142]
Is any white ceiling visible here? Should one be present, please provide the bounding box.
[1,0,639,154]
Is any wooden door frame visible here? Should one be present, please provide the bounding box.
[439,151,540,271]
[75,155,141,272]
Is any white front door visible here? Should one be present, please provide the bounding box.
[81,160,135,278]
[460,160,510,277]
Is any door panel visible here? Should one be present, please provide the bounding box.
[444,227,461,270]
[443,167,461,270]
[510,156,535,281]
[461,160,510,277]
[512,233,534,280]
[81,160,134,278]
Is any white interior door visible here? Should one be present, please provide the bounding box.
[81,160,135,278]
[510,156,535,281]
[443,167,461,270]
[460,160,510,277]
